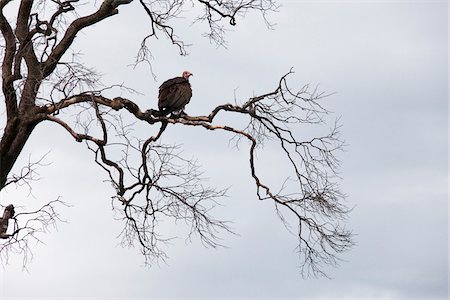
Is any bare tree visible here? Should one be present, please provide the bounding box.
[0,0,353,277]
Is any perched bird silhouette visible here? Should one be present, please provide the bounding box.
[158,71,193,116]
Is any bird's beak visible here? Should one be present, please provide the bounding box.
[190,73,193,77]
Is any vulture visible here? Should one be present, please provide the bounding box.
[158,71,193,116]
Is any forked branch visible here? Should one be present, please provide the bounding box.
[0,198,70,268]
[0,1,352,277]
[35,70,352,276]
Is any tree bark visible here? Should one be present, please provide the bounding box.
[0,116,38,190]
[0,0,134,191]
[0,204,15,238]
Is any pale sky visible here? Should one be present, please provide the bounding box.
[0,1,448,299]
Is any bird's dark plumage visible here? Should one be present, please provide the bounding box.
[158,71,193,115]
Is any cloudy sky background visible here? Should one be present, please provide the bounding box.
[0,0,448,299]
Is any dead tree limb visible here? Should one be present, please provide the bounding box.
[0,1,353,277]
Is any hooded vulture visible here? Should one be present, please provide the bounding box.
[158,71,193,115]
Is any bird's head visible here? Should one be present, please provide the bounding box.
[182,71,193,80]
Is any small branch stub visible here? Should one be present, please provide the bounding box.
[0,204,15,239]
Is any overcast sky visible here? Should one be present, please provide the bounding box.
[0,0,448,299]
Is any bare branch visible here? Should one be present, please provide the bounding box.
[35,69,352,276]
[0,198,70,269]
[3,151,51,193]
[195,0,278,45]
[0,1,352,277]
[138,0,188,55]
[42,0,132,77]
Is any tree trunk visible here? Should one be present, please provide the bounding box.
[0,117,37,190]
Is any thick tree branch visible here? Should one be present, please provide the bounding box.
[15,0,39,73]
[42,0,132,78]
[1,1,352,277]
[35,70,352,276]
[0,1,18,118]
[15,1,33,41]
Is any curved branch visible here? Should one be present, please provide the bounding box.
[42,0,132,77]
[38,70,352,276]
[138,0,187,55]
[0,1,18,118]
[45,115,103,144]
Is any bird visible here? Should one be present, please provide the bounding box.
[158,71,193,116]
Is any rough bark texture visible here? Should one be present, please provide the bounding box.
[0,0,128,189]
